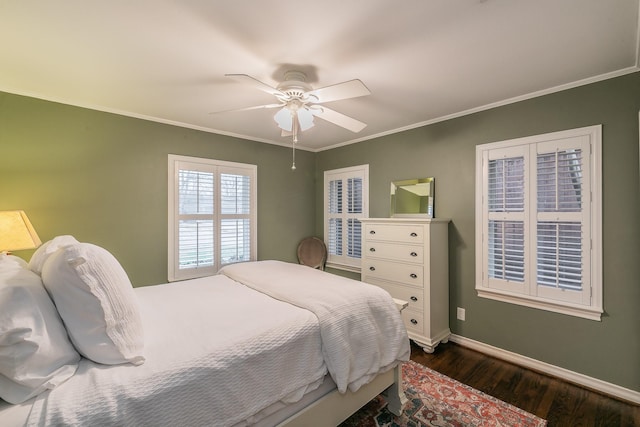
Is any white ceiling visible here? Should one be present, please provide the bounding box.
[1,0,638,151]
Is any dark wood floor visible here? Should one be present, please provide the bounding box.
[410,341,639,427]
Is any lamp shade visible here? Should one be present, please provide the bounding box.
[0,210,42,252]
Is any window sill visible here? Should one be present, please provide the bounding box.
[326,261,361,274]
[476,288,603,321]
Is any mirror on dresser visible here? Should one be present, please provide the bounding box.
[390,177,434,218]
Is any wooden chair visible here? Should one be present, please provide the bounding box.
[296,237,327,270]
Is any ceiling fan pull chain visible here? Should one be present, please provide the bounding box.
[292,111,299,143]
[291,141,296,170]
[291,112,298,170]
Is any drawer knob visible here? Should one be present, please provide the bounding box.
[369,266,376,271]
[410,251,418,257]
[410,319,418,325]
[410,296,418,302]
[410,232,418,237]
[410,273,418,279]
[369,230,376,235]
[369,247,376,252]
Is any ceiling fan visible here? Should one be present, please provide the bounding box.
[220,71,371,143]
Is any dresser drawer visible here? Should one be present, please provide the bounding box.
[401,308,424,335]
[364,241,423,264]
[362,259,423,286]
[363,278,424,312]
[364,223,424,244]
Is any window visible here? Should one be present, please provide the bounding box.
[168,155,257,281]
[324,165,369,272]
[475,126,602,320]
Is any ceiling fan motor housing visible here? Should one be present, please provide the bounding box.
[277,71,314,102]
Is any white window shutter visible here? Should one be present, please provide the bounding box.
[346,177,363,258]
[536,221,582,290]
[219,172,252,266]
[488,157,525,213]
[169,155,256,281]
[324,165,369,271]
[485,151,527,294]
[176,167,215,272]
[476,126,601,320]
[347,218,361,258]
[327,179,343,256]
[535,141,589,305]
[488,220,525,282]
[178,219,214,269]
[329,179,342,214]
[537,149,583,212]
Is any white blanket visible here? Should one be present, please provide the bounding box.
[26,275,326,427]
[220,260,411,393]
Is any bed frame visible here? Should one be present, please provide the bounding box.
[279,364,406,426]
[0,365,406,427]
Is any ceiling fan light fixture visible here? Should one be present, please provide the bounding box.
[222,71,371,170]
[274,107,293,131]
[297,108,314,131]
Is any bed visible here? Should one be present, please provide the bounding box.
[0,237,410,426]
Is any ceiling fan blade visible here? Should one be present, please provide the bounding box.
[209,103,283,114]
[313,106,367,133]
[306,79,371,103]
[225,74,285,97]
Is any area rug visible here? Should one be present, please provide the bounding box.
[340,360,547,427]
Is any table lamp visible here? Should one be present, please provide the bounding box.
[0,210,42,254]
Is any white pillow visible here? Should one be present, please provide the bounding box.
[29,235,80,275]
[0,254,80,404]
[0,253,28,270]
[41,243,145,366]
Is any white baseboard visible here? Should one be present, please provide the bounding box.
[449,334,640,405]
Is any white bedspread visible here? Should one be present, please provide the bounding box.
[26,275,326,427]
[220,260,411,393]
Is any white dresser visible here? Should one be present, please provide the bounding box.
[360,218,450,353]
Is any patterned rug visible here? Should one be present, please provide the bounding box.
[340,360,547,427]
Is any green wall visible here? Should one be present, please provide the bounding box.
[2,72,638,393]
[0,92,316,287]
[316,72,640,393]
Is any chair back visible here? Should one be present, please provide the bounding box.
[297,237,327,270]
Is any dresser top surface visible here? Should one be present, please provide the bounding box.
[359,217,451,224]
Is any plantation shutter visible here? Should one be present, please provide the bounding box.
[327,179,343,256]
[177,167,215,272]
[484,147,528,294]
[476,126,601,319]
[324,165,368,270]
[327,176,363,258]
[535,138,590,305]
[169,155,256,281]
[347,177,363,258]
[219,170,252,266]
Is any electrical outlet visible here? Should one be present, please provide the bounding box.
[457,307,466,321]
